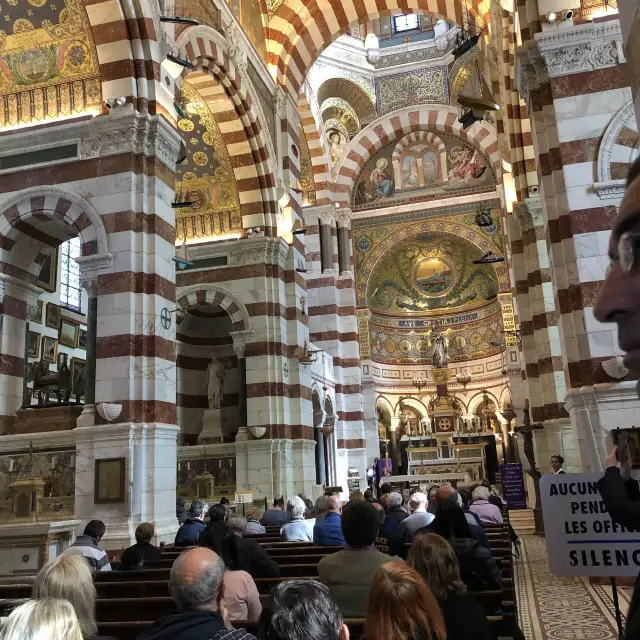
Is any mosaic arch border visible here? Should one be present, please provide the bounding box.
[267,0,491,98]
[334,104,502,205]
[178,26,278,235]
[356,221,509,308]
[597,101,638,183]
[0,186,110,280]
[176,283,252,332]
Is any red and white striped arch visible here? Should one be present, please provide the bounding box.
[0,187,109,283]
[392,131,447,185]
[176,284,252,332]
[334,105,502,205]
[267,0,491,98]
[178,26,278,235]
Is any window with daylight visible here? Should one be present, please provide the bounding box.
[60,237,82,312]
[393,14,419,32]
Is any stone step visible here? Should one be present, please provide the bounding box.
[509,508,535,535]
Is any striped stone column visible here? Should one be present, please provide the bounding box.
[516,18,639,470]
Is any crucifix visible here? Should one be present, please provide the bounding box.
[513,400,545,535]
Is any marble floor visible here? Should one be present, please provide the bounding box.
[515,536,632,640]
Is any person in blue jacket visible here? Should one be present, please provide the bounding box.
[174,499,208,547]
[313,495,346,546]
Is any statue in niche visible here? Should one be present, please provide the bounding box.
[429,323,448,368]
[207,357,225,409]
[328,130,347,166]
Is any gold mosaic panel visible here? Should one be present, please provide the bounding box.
[0,0,102,129]
[175,81,242,244]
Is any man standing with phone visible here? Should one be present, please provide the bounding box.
[594,154,640,639]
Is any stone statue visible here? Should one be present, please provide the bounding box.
[207,357,225,409]
[430,323,448,368]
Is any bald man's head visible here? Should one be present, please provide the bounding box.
[435,483,461,507]
[327,495,342,513]
[170,547,225,611]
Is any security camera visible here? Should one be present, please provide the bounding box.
[172,256,194,270]
[561,8,573,20]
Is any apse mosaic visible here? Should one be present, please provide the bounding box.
[0,0,101,128]
[353,204,507,308]
[369,307,504,364]
[367,232,499,314]
[353,134,494,208]
[175,81,241,244]
[227,0,267,59]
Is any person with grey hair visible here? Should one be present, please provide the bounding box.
[469,485,503,525]
[398,492,434,542]
[174,499,208,547]
[138,547,256,640]
[382,491,408,539]
[280,496,313,542]
[312,495,330,520]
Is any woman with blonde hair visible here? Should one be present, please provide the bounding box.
[0,598,83,640]
[32,554,112,639]
[408,533,495,640]
[364,561,446,640]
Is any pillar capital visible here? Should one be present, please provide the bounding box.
[230,329,254,357]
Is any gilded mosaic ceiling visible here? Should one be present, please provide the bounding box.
[317,77,377,127]
[368,232,498,314]
[0,0,101,128]
[175,81,241,244]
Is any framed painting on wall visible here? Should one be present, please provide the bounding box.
[29,300,44,324]
[41,336,58,364]
[94,458,126,504]
[59,319,79,348]
[70,357,86,393]
[78,327,88,349]
[27,331,40,358]
[45,303,61,329]
[36,249,58,293]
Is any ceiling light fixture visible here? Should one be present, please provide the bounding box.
[160,16,201,25]
[473,251,505,264]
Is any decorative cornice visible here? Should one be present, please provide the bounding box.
[593,180,626,200]
[534,20,625,78]
[0,273,43,304]
[75,253,114,279]
[226,237,290,270]
[230,329,255,356]
[512,196,544,231]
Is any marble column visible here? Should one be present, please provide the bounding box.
[320,222,333,273]
[314,426,326,485]
[389,416,401,474]
[337,225,350,274]
[231,330,253,434]
[84,279,97,405]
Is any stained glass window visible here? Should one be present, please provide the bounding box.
[60,237,82,312]
[393,14,419,32]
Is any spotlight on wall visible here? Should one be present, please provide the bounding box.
[167,48,194,69]
[105,97,127,108]
[160,15,201,24]
[173,256,194,270]
[547,11,558,22]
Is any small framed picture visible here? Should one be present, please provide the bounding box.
[36,248,58,294]
[59,318,79,348]
[25,362,33,383]
[95,458,126,504]
[78,327,88,349]
[27,331,40,358]
[45,303,61,330]
[41,336,58,364]
[70,357,86,392]
[29,300,43,324]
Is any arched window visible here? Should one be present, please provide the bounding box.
[60,237,82,312]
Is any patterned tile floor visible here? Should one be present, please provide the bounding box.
[514,536,632,640]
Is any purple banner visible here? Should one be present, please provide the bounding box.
[499,463,527,510]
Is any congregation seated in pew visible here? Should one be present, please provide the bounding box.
[121,523,162,570]
[408,533,495,640]
[60,520,112,572]
[317,500,394,617]
[32,554,115,640]
[255,579,348,640]
[365,561,446,640]
[279,496,313,543]
[174,499,208,547]
[312,496,346,546]
[0,598,85,640]
[259,498,290,528]
[244,509,266,535]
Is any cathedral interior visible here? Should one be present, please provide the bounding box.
[0,0,638,575]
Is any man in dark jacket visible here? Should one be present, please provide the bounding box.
[598,445,640,639]
[259,497,290,527]
[174,499,208,547]
[594,155,640,640]
[138,547,255,640]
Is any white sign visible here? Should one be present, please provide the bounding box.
[540,472,640,577]
[235,491,253,504]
